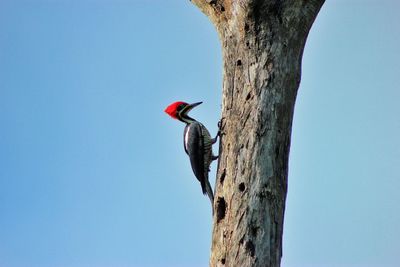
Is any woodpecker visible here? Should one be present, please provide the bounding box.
[164,101,219,206]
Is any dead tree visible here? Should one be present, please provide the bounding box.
[190,0,325,266]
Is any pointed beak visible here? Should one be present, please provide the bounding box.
[182,101,202,115]
[189,101,203,109]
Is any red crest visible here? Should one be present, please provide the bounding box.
[164,101,187,119]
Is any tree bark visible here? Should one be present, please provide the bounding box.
[190,0,324,266]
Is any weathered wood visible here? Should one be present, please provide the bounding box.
[190,0,324,266]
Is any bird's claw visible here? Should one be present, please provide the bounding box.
[217,117,226,136]
[217,118,224,129]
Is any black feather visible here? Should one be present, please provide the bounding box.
[184,122,207,194]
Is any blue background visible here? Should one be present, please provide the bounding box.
[1,1,399,267]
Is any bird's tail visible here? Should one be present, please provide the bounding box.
[205,180,214,211]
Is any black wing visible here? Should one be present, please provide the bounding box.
[185,122,207,194]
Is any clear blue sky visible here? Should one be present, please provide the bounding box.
[0,1,399,267]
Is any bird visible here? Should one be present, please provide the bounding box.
[164,101,220,206]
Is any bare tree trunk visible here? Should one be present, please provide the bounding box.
[190,0,325,266]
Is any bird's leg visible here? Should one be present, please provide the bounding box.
[211,132,219,160]
[211,134,219,144]
[211,118,225,161]
[212,117,225,144]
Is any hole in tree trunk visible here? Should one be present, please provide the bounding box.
[236,59,242,66]
[251,225,259,237]
[275,145,280,158]
[220,169,226,185]
[216,197,226,223]
[238,182,245,192]
[245,240,255,257]
[221,258,226,264]
[246,92,252,100]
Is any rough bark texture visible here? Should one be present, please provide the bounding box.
[190,1,324,266]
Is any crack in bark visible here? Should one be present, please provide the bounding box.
[242,110,251,128]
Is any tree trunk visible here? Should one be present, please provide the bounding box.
[190,1,324,266]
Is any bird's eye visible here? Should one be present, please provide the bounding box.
[178,104,186,111]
